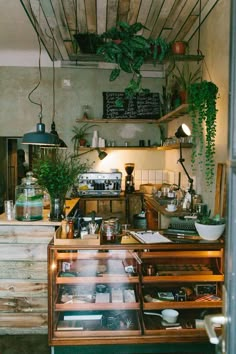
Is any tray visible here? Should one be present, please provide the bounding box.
[54,226,100,245]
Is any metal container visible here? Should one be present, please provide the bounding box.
[15,172,44,221]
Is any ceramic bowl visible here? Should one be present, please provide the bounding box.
[195,222,225,241]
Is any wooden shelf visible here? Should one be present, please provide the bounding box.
[78,143,192,152]
[76,104,189,124]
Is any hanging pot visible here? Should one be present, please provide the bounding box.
[171,41,187,55]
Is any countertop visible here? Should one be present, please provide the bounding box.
[144,194,191,217]
[0,198,79,226]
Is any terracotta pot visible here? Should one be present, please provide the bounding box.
[172,41,186,55]
[179,90,187,103]
[79,138,87,146]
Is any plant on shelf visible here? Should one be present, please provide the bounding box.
[71,123,97,150]
[97,21,168,104]
[148,36,169,65]
[32,149,90,221]
[171,64,202,103]
[74,32,104,54]
[171,40,188,55]
[188,80,219,187]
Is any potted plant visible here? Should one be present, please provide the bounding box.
[171,41,188,55]
[171,64,202,103]
[97,22,153,103]
[195,213,226,240]
[74,32,104,54]
[148,37,169,65]
[32,150,90,221]
[188,80,219,187]
[71,123,97,150]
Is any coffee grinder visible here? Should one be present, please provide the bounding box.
[125,163,135,193]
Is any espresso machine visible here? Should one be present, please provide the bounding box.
[125,163,135,193]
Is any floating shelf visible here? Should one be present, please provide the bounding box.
[76,104,189,124]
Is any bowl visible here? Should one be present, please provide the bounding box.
[195,222,225,241]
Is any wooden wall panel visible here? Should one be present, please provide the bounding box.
[0,224,55,334]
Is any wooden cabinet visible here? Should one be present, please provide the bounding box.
[48,241,223,346]
[78,193,144,226]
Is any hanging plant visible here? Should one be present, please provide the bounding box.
[188,81,219,187]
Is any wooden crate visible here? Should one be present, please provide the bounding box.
[54,227,100,246]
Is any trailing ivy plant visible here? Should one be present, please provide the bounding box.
[188,81,219,187]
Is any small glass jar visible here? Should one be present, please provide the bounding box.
[15,172,43,221]
[101,217,121,244]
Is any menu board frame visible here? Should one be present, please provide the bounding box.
[102,92,161,119]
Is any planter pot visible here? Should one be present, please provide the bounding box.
[179,90,187,103]
[195,222,226,241]
[79,138,87,147]
[74,33,104,54]
[172,41,187,55]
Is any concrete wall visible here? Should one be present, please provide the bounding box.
[165,0,230,210]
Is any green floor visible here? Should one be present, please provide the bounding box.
[0,335,215,354]
[53,342,215,354]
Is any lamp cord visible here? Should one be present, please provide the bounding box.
[28,0,43,119]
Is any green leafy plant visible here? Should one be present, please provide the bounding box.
[188,81,219,187]
[148,37,169,65]
[172,64,202,92]
[32,150,89,199]
[197,213,225,225]
[97,22,168,104]
[71,123,97,151]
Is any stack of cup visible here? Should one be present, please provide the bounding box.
[4,200,14,221]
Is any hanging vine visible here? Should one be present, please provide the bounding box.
[188,81,219,187]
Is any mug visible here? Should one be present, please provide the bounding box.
[166,203,176,212]
[161,309,179,323]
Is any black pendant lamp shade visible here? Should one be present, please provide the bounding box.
[22,116,59,146]
[50,122,67,149]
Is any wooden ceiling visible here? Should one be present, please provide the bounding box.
[20,0,219,64]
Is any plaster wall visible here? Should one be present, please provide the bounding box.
[165,0,230,210]
[0,0,230,204]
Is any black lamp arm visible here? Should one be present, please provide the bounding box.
[178,142,193,192]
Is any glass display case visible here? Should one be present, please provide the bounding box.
[48,241,224,346]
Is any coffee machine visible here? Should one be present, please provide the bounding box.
[125,163,135,193]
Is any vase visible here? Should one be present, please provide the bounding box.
[50,196,65,221]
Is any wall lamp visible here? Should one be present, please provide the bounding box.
[73,148,108,161]
[175,124,193,192]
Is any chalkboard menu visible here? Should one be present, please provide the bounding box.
[103,92,161,119]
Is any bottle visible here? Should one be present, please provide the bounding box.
[67,220,74,239]
[92,130,98,147]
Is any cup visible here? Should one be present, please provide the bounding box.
[161,309,179,323]
[166,203,176,212]
[4,200,14,220]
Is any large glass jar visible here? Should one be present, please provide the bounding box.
[15,172,44,221]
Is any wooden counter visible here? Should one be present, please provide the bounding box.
[0,198,79,335]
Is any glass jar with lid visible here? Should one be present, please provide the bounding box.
[101,217,121,244]
[15,172,44,221]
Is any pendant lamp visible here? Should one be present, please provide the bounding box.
[22,1,58,146]
[41,29,67,149]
